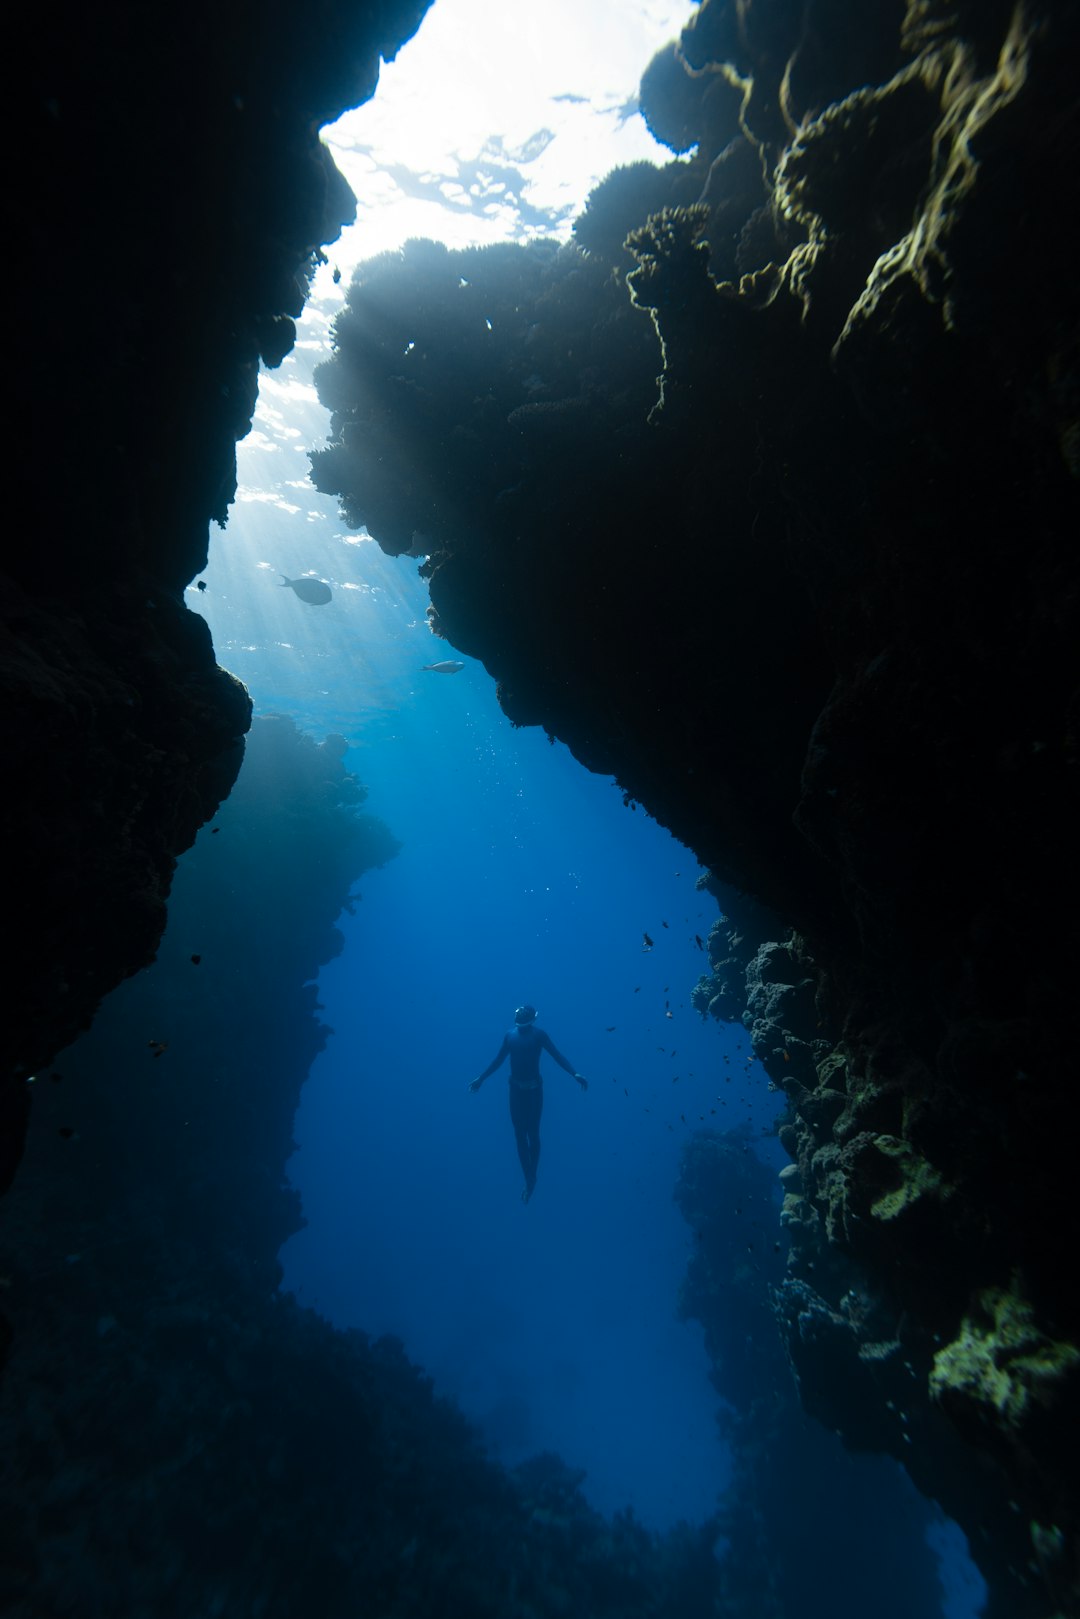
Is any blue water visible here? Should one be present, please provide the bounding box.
[280,649,786,1525]
[203,515,779,1525]
[184,317,987,1603]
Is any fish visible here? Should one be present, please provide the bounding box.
[642,932,653,951]
[422,660,465,674]
[281,575,333,606]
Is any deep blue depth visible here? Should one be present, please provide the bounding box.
[184,336,986,1607]
[279,645,782,1526]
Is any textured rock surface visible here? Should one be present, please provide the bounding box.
[3,0,431,1184]
[673,1129,946,1619]
[311,1,1079,1611]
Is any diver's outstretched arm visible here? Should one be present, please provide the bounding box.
[542,1031,586,1088]
[469,1036,510,1091]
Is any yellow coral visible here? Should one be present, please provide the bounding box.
[868,1135,951,1222]
[930,1281,1080,1431]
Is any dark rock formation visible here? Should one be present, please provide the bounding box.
[311,1,1080,1611]
[0,716,718,1619]
[0,582,249,1191]
[3,0,432,1186]
[674,1128,946,1619]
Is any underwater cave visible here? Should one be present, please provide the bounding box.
[3,1,1078,1616]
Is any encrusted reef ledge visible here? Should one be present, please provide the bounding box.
[694,902,1079,1617]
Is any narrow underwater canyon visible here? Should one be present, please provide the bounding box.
[4,1,1078,1615]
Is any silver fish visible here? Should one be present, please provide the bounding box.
[422,660,465,674]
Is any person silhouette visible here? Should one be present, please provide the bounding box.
[469,1005,587,1202]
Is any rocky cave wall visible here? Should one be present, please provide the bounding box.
[3,0,433,1187]
[309,1,1079,1613]
[674,1128,948,1619]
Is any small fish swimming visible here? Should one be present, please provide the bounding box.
[422,660,465,674]
[642,932,653,951]
[281,575,333,606]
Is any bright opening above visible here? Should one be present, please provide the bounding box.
[321,0,699,267]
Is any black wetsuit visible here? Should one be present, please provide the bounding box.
[476,1024,577,1192]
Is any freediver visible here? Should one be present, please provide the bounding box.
[469,1005,587,1203]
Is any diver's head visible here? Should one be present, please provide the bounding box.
[514,1004,538,1026]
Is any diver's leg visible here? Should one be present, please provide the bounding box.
[510,1089,532,1185]
[528,1089,543,1187]
[519,1090,541,1201]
